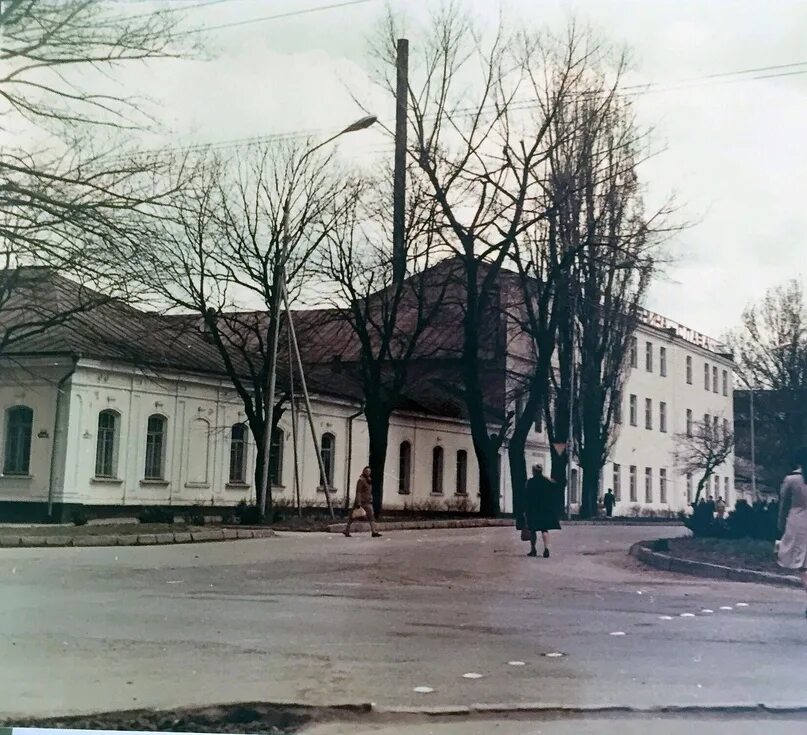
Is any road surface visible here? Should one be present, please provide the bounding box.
[0,524,804,719]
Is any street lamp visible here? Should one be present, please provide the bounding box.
[259,115,377,520]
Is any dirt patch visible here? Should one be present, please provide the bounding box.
[664,537,791,575]
[1,702,370,734]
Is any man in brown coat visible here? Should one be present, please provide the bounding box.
[344,466,382,537]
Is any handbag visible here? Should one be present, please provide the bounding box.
[520,528,531,541]
[351,506,367,520]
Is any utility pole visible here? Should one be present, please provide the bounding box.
[392,38,408,285]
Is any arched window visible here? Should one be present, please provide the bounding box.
[95,410,119,478]
[431,446,444,495]
[4,405,33,475]
[229,423,247,484]
[144,414,167,480]
[320,432,335,487]
[398,440,412,494]
[455,450,468,495]
[269,427,283,486]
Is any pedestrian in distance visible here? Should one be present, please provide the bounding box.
[715,496,727,519]
[705,495,716,518]
[344,466,382,538]
[776,446,807,615]
[522,464,561,558]
[604,489,616,518]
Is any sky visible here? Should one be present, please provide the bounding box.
[114,0,807,340]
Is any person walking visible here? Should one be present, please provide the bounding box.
[715,496,727,519]
[523,464,561,558]
[344,466,381,538]
[777,446,807,615]
[603,489,616,518]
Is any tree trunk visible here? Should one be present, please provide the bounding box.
[473,436,500,517]
[365,406,391,518]
[580,463,600,518]
[508,432,528,527]
[694,475,709,505]
[578,441,602,518]
[253,438,270,521]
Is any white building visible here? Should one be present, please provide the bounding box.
[0,268,733,521]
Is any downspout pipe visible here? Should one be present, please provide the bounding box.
[345,401,365,512]
[47,353,79,521]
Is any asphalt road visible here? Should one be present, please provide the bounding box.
[0,524,805,719]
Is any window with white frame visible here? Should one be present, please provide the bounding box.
[431,446,444,495]
[659,401,667,432]
[659,468,668,504]
[722,369,728,396]
[645,398,652,430]
[644,467,653,503]
[686,408,693,436]
[95,410,119,478]
[320,432,336,487]
[724,476,730,504]
[645,341,653,372]
[630,337,637,368]
[629,394,638,426]
[229,423,247,484]
[144,414,167,480]
[629,465,637,502]
[4,405,33,476]
[455,450,468,495]
[704,362,710,390]
[613,392,622,424]
[613,463,621,501]
[686,473,693,504]
[660,346,667,377]
[686,355,692,384]
[712,365,718,393]
[398,441,412,494]
[704,413,711,437]
[269,427,283,486]
[723,418,729,440]
[570,468,579,503]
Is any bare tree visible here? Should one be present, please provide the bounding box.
[1,0,191,351]
[318,170,450,515]
[727,279,807,483]
[138,144,346,518]
[368,9,591,516]
[675,417,734,504]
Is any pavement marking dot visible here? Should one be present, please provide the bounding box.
[680,613,696,618]
[413,686,434,694]
[720,606,733,611]
[658,615,674,620]
[507,661,526,666]
[701,609,714,614]
[736,602,749,607]
[543,652,565,657]
[610,631,626,636]
[462,672,483,679]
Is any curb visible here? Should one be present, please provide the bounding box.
[371,702,807,716]
[0,528,275,549]
[327,519,515,533]
[326,518,683,533]
[629,541,803,589]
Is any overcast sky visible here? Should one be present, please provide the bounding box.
[121,0,807,340]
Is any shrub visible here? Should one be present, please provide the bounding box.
[138,506,175,525]
[629,504,642,518]
[184,505,206,526]
[70,509,88,526]
[234,500,262,525]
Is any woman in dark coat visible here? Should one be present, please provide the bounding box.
[524,464,562,557]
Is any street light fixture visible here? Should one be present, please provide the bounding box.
[259,114,377,520]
